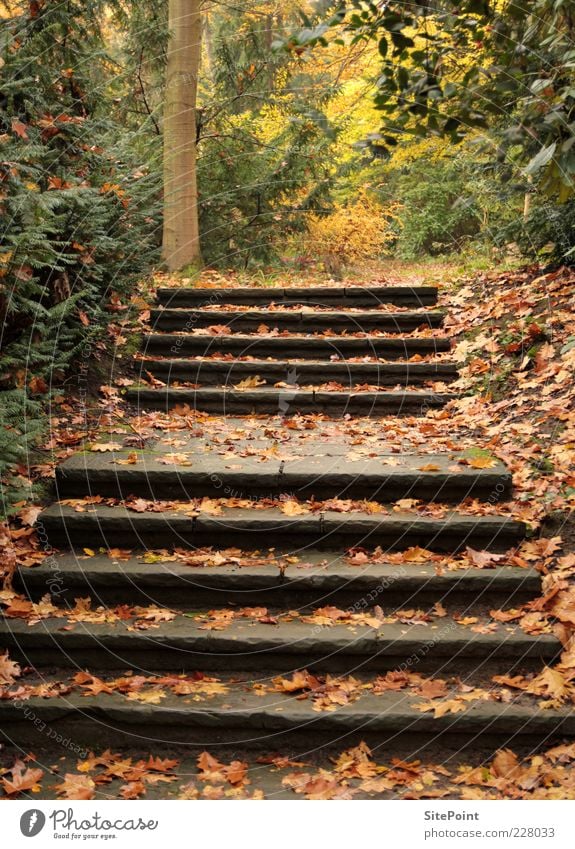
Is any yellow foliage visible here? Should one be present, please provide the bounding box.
[307,193,401,273]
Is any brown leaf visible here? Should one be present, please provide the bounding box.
[29,376,48,395]
[414,678,448,699]
[274,670,321,694]
[415,698,468,718]
[491,749,522,780]
[55,773,95,800]
[115,452,138,466]
[11,118,29,139]
[465,548,508,569]
[0,651,21,685]
[120,781,146,799]
[17,504,42,527]
[1,760,43,796]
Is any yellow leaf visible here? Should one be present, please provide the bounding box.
[466,457,498,469]
[115,452,138,466]
[280,500,310,516]
[234,375,266,390]
[416,699,468,718]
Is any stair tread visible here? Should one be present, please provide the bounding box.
[0,687,569,735]
[58,450,509,483]
[1,615,559,657]
[18,553,539,590]
[41,503,524,529]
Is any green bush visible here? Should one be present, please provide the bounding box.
[497,199,575,266]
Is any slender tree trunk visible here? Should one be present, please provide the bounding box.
[523,176,533,220]
[162,0,202,271]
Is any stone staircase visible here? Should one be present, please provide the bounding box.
[130,285,454,414]
[2,283,571,756]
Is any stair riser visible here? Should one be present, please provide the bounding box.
[0,711,571,752]
[54,468,512,504]
[137,360,459,386]
[3,720,570,753]
[124,389,453,415]
[17,579,536,610]
[142,335,452,359]
[41,514,525,553]
[149,310,445,334]
[156,286,439,308]
[2,640,557,675]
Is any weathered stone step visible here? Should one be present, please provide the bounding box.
[17,553,540,608]
[125,386,455,415]
[142,333,452,360]
[149,308,445,334]
[0,616,558,673]
[40,504,525,552]
[156,285,439,308]
[55,450,511,503]
[138,357,459,386]
[0,688,570,751]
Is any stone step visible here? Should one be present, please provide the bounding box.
[156,285,439,308]
[149,308,445,334]
[142,333,452,360]
[124,386,456,415]
[0,688,570,751]
[40,504,525,552]
[55,450,511,503]
[17,553,540,609]
[138,357,459,386]
[0,616,559,673]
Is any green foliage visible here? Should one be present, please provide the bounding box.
[0,1,160,508]
[392,160,481,258]
[198,107,338,266]
[197,5,341,266]
[499,199,575,265]
[288,0,575,203]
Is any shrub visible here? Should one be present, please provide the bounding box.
[307,193,400,275]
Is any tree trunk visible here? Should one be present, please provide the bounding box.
[162,0,202,272]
